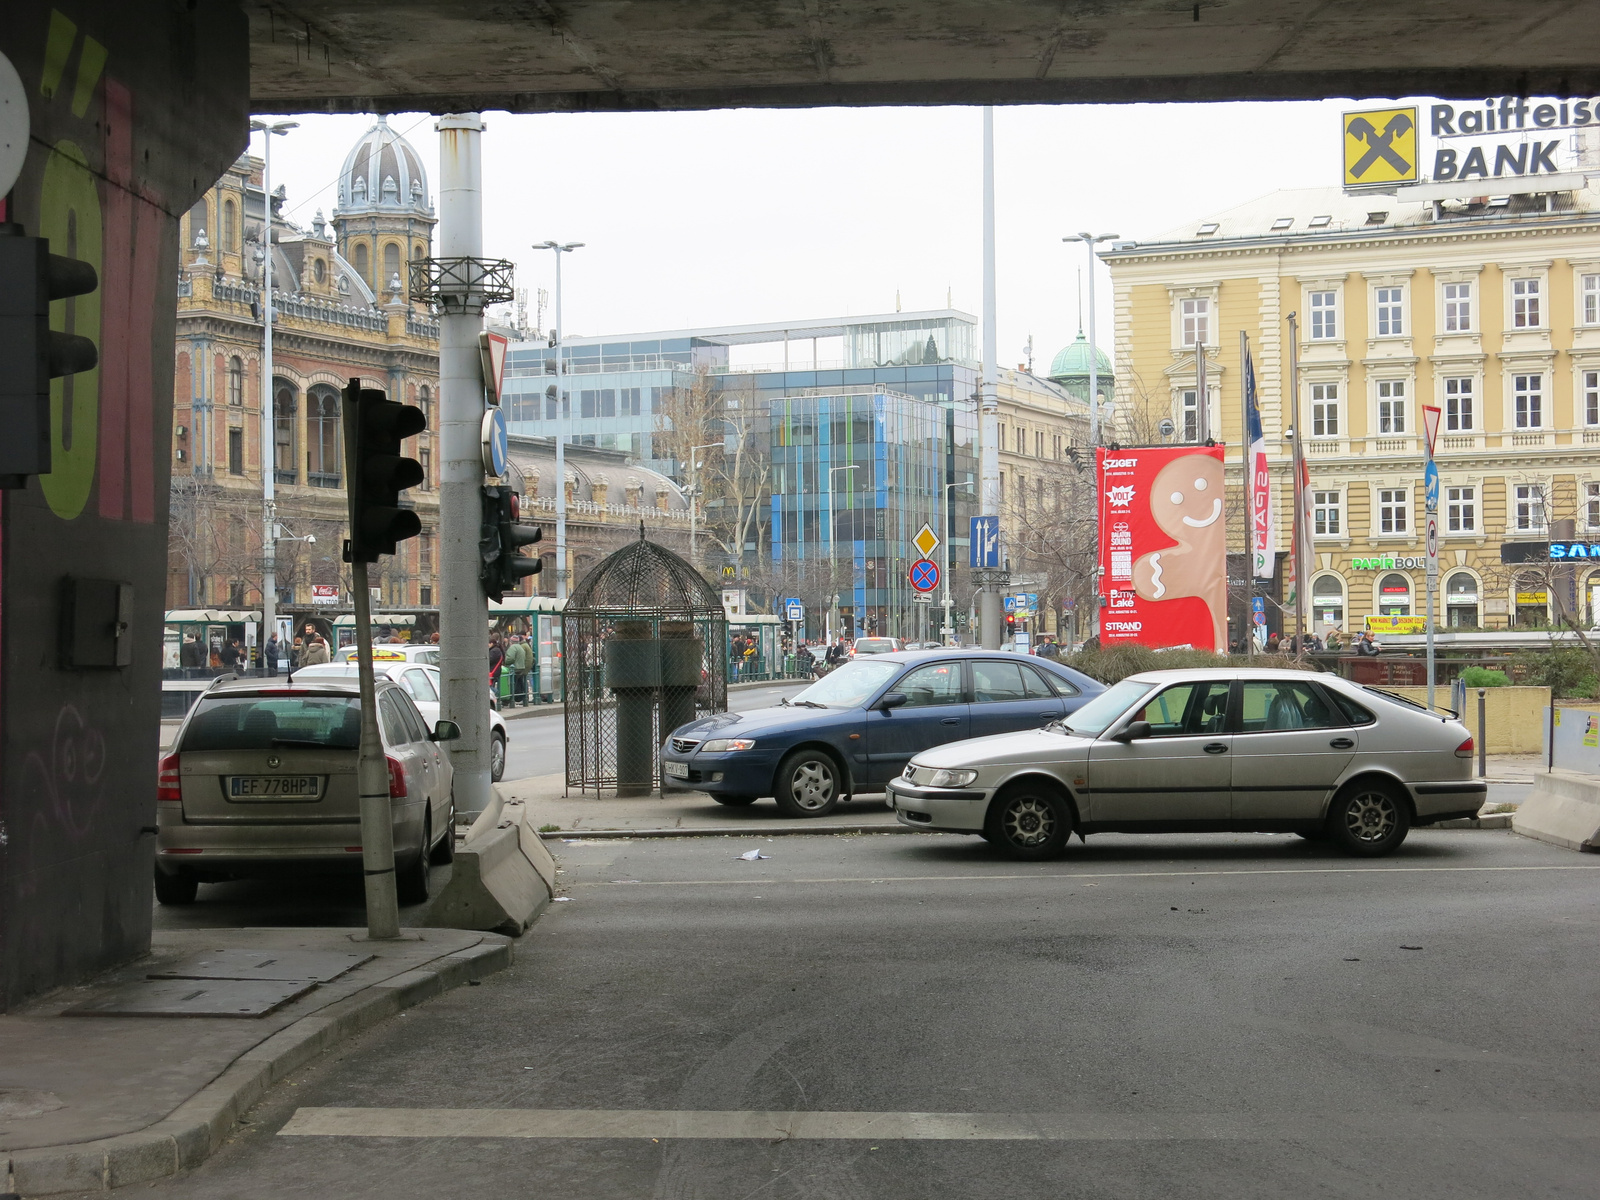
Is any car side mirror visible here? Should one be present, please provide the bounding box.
[431,719,461,742]
[878,692,908,711]
[1112,720,1151,743]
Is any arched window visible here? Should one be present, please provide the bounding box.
[1377,572,1411,617]
[307,385,341,487]
[222,199,237,251]
[382,242,401,292]
[1446,571,1480,628]
[417,384,430,427]
[1514,571,1549,628]
[227,356,243,406]
[313,258,326,284]
[274,382,298,484]
[186,199,208,246]
[353,243,369,287]
[1311,574,1345,631]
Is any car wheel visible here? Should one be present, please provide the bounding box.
[431,796,457,864]
[1326,781,1410,857]
[773,749,843,818]
[490,731,507,783]
[985,786,1071,861]
[712,794,758,807]
[398,814,432,904]
[154,868,198,905]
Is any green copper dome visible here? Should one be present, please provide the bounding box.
[1048,331,1111,382]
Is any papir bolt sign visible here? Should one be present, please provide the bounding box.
[1343,107,1418,186]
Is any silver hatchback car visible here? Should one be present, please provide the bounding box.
[888,668,1484,859]
[155,676,458,905]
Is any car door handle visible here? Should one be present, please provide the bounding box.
[941,717,961,725]
[1329,737,1355,749]
[1203,742,1229,755]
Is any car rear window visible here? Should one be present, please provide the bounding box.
[855,639,896,654]
[180,695,361,751]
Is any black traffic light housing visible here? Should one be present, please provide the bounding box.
[0,228,99,485]
[479,484,542,602]
[343,382,426,563]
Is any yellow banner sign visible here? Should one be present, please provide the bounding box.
[1365,614,1427,634]
[1344,107,1419,186]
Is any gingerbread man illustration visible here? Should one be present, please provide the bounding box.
[1132,455,1228,651]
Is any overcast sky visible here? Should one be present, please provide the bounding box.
[256,98,1369,369]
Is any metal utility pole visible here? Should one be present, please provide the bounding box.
[979,107,1002,650]
[827,463,859,638]
[534,240,582,599]
[687,441,721,567]
[252,118,296,672]
[1066,231,1120,646]
[1194,339,1208,443]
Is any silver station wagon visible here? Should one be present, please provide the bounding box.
[888,668,1484,859]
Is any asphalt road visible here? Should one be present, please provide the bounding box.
[500,680,807,782]
[137,828,1600,1199]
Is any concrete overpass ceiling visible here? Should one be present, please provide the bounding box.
[249,1,1600,115]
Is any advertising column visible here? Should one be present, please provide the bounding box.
[1097,445,1228,651]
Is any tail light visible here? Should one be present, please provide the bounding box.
[387,756,408,798]
[157,753,181,803]
[1455,737,1474,759]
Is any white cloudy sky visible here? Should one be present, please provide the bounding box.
[254,98,1377,368]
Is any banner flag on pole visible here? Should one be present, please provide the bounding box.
[1243,345,1274,580]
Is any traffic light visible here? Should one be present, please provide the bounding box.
[1005,612,1017,636]
[0,232,98,483]
[478,484,543,602]
[343,383,426,563]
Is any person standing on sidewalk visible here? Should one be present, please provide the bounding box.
[505,634,532,707]
[264,631,281,677]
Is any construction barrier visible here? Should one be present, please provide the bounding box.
[425,785,557,935]
[1512,770,1600,853]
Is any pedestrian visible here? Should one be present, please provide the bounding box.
[302,634,330,665]
[488,635,505,693]
[1355,629,1381,657]
[265,630,281,677]
[180,632,205,670]
[219,637,242,671]
[506,633,532,706]
[1265,632,1280,654]
[1324,626,1344,652]
[796,642,815,679]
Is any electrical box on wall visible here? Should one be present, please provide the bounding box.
[60,578,134,669]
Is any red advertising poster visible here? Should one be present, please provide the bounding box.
[1097,445,1228,651]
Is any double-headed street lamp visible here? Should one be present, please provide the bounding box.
[251,118,297,672]
[942,479,975,644]
[533,240,583,599]
[686,441,722,567]
[1064,231,1119,446]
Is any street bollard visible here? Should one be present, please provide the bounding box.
[1477,689,1486,779]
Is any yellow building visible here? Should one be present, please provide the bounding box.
[1105,183,1600,635]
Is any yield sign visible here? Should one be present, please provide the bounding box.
[478,331,509,404]
[913,522,940,558]
[1422,404,1442,457]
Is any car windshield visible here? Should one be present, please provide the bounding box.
[180,695,361,751]
[790,659,901,707]
[1056,677,1154,736]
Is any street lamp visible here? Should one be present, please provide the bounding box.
[1064,232,1119,446]
[686,441,722,567]
[251,118,297,673]
[943,480,975,644]
[826,463,859,641]
[533,240,583,599]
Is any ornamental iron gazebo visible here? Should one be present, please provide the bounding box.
[564,527,728,794]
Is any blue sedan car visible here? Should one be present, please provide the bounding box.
[659,650,1104,817]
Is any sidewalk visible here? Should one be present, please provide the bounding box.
[2,927,509,1194]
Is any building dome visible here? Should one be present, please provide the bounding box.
[335,116,430,216]
[1048,331,1111,382]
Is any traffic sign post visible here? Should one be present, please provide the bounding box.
[1422,403,1442,712]
[910,559,940,593]
[969,516,1000,568]
[913,523,940,559]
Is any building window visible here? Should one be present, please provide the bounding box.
[1313,490,1341,536]
[1309,290,1337,340]
[418,384,430,426]
[1377,571,1411,616]
[1446,486,1476,533]
[1444,377,1473,431]
[1512,277,1541,328]
[353,243,369,287]
[1311,575,1345,628]
[1586,481,1600,529]
[222,199,237,252]
[382,242,401,291]
[419,586,432,607]
[227,428,243,475]
[1585,371,1600,426]
[1514,374,1543,428]
[1376,380,1406,433]
[1378,488,1408,534]
[1035,430,1044,458]
[1311,383,1339,436]
[227,356,243,406]
[1180,296,1209,347]
[601,389,617,418]
[1180,389,1199,441]
[308,386,341,486]
[1584,274,1600,325]
[1442,281,1471,332]
[1514,484,1546,532]
[1053,434,1062,460]
[1446,571,1479,627]
[1375,286,1404,336]
[419,449,431,490]
[580,390,597,418]
[621,387,641,416]
[273,384,296,484]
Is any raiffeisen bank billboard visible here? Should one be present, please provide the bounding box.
[1343,98,1595,192]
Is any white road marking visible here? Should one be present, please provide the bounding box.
[279,1107,1600,1141]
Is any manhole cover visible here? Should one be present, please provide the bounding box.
[148,948,372,983]
[62,978,317,1018]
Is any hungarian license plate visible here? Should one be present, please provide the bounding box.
[662,760,689,779]
[228,775,321,800]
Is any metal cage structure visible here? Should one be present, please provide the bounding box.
[563,529,728,793]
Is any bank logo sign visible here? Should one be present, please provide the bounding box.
[1343,107,1418,186]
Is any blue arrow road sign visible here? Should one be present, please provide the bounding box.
[1425,460,1439,514]
[970,515,1000,567]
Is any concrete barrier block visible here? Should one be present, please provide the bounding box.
[425,787,552,935]
[1511,770,1600,852]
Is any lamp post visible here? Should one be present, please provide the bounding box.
[1066,230,1119,647]
[686,441,722,568]
[826,463,859,641]
[943,479,974,645]
[251,118,297,673]
[533,240,583,599]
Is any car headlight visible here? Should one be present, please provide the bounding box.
[700,738,756,753]
[927,768,979,788]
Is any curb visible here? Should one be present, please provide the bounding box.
[1435,813,1515,830]
[6,938,512,1195]
[542,823,928,840]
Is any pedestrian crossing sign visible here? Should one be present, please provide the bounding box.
[1343,106,1418,186]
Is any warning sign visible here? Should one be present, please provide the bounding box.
[1343,107,1418,186]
